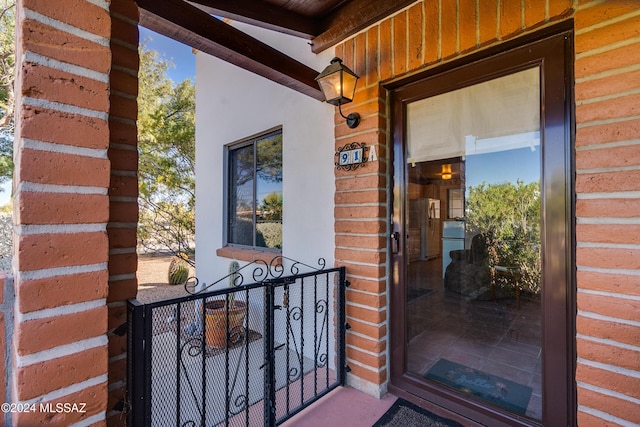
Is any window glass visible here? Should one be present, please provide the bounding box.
[228,144,254,246]
[448,188,464,219]
[228,130,282,249]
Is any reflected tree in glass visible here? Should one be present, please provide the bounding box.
[465,180,541,295]
[228,132,283,249]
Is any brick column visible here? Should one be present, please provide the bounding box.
[107,1,139,425]
[334,39,389,397]
[12,0,111,425]
[574,2,640,426]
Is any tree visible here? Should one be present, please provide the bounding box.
[260,192,282,221]
[137,43,196,264]
[0,0,15,187]
[465,180,541,294]
[231,132,283,188]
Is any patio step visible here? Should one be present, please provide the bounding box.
[280,387,397,427]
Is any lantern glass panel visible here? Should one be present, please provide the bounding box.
[341,72,357,102]
[317,72,342,103]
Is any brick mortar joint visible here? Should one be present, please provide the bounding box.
[346,287,387,296]
[22,8,110,47]
[335,128,390,140]
[346,358,387,372]
[22,51,109,84]
[346,344,387,358]
[346,302,386,312]
[574,9,640,36]
[336,246,387,252]
[335,171,385,179]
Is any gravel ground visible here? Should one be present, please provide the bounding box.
[136,254,195,304]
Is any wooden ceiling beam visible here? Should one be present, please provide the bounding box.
[312,0,417,53]
[187,0,320,39]
[136,0,324,100]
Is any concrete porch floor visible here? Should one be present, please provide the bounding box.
[280,387,398,427]
[280,386,485,427]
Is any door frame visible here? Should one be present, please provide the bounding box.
[386,25,575,426]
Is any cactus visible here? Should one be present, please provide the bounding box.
[168,255,190,285]
[227,260,241,307]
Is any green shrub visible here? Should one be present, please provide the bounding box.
[231,217,265,247]
[257,222,282,249]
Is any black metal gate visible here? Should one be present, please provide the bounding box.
[127,258,348,426]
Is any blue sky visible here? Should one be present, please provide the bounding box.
[139,27,196,83]
[466,147,540,188]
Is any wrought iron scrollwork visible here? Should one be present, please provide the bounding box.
[177,337,206,427]
[314,299,329,368]
[229,394,248,416]
[280,291,330,383]
[184,256,326,295]
[178,327,251,425]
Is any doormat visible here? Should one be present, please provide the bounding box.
[407,288,435,302]
[425,359,532,415]
[373,398,463,427]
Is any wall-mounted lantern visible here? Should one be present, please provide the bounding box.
[315,57,360,128]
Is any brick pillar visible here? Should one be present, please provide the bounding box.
[334,39,389,397]
[574,2,640,426]
[12,0,111,425]
[107,1,139,425]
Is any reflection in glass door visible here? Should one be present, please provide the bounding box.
[404,68,543,421]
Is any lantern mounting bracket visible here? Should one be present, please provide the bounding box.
[337,102,360,129]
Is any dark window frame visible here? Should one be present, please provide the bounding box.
[224,127,283,251]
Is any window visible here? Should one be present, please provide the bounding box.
[448,188,464,219]
[227,129,283,250]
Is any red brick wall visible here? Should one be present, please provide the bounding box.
[335,1,640,425]
[12,0,111,424]
[107,1,140,425]
[574,1,640,426]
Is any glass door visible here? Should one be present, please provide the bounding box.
[390,32,574,426]
[406,67,543,420]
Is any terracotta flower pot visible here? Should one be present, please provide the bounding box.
[204,300,247,348]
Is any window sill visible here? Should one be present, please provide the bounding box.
[216,246,281,264]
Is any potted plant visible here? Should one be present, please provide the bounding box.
[204,261,247,348]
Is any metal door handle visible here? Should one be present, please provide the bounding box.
[391,231,400,254]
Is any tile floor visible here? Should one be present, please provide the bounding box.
[406,258,542,421]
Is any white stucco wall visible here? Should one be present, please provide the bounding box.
[195,22,336,285]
